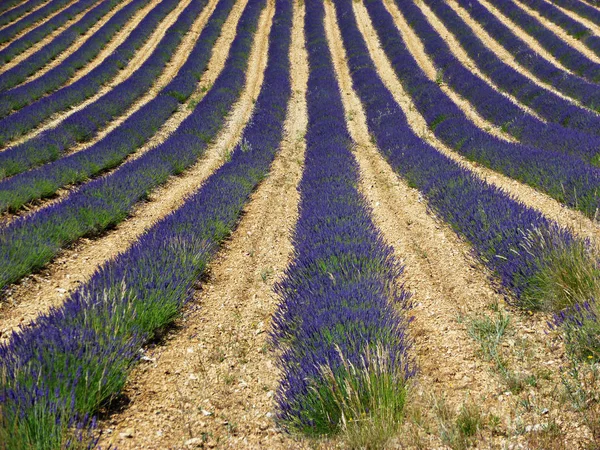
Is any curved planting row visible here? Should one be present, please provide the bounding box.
[0,0,292,446]
[423,0,600,138]
[457,0,600,113]
[0,0,263,293]
[0,0,207,179]
[0,0,72,46]
[0,0,150,102]
[549,0,600,26]
[271,0,413,440]
[0,0,179,147]
[363,0,600,220]
[0,0,237,214]
[0,0,123,92]
[351,0,597,310]
[0,0,50,28]
[519,0,600,57]
[0,0,100,63]
[403,0,600,164]
[490,0,600,83]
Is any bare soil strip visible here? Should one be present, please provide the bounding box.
[361,0,600,247]
[330,2,590,446]
[95,5,313,448]
[542,0,600,36]
[415,0,546,122]
[0,0,52,27]
[0,0,79,44]
[0,0,98,73]
[515,0,600,63]
[0,0,268,353]
[0,0,240,226]
[2,0,189,150]
[445,0,591,110]
[16,0,135,82]
[44,0,160,86]
[477,0,578,77]
[380,0,518,142]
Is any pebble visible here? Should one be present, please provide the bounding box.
[119,428,134,439]
[184,437,203,447]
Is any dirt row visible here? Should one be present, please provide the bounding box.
[542,0,600,36]
[0,0,252,336]
[0,0,79,45]
[330,1,591,446]
[445,0,590,111]
[15,0,135,82]
[0,0,98,72]
[515,0,600,64]
[0,0,53,29]
[2,0,183,149]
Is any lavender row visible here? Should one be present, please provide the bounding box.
[0,0,237,214]
[0,0,263,292]
[0,0,179,148]
[271,0,413,436]
[0,0,289,445]
[457,0,600,114]
[408,0,600,164]
[0,0,49,28]
[0,0,122,93]
[0,0,99,63]
[0,0,149,102]
[0,0,206,179]
[490,0,600,83]
[519,0,600,57]
[361,0,600,220]
[428,0,600,138]
[0,0,72,46]
[549,0,600,26]
[355,0,592,306]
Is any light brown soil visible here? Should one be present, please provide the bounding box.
[0,0,97,72]
[543,0,600,36]
[446,0,593,111]
[477,0,588,74]
[416,0,546,122]
[0,0,268,343]
[18,0,134,83]
[328,2,592,447]
[0,0,79,45]
[356,0,600,247]
[1,0,188,149]
[380,0,517,142]
[0,0,243,226]
[515,0,600,63]
[0,0,52,28]
[95,4,313,447]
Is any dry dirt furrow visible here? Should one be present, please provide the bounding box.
[514,0,600,63]
[477,0,577,76]
[96,5,311,448]
[381,0,516,142]
[326,0,502,417]
[446,0,591,110]
[0,0,79,43]
[0,0,243,227]
[0,0,270,345]
[330,2,589,446]
[1,0,184,150]
[0,0,98,73]
[17,0,134,83]
[543,0,600,36]
[415,0,546,122]
[357,0,600,246]
[0,0,52,27]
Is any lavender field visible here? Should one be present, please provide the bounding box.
[1,0,600,448]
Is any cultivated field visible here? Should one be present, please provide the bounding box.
[2,0,600,448]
